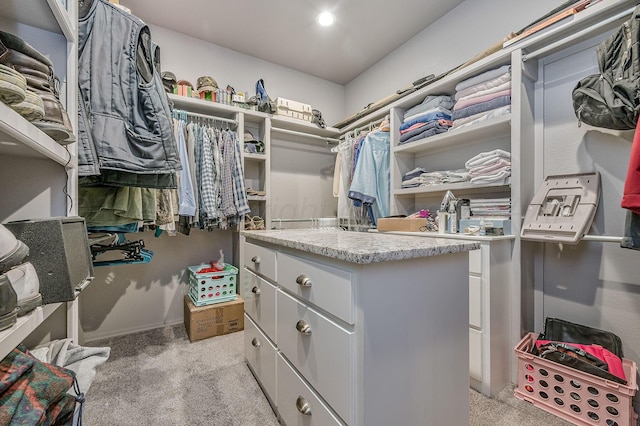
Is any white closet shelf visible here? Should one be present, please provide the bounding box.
[168,94,340,137]
[0,303,63,361]
[243,153,267,162]
[270,115,340,138]
[0,102,74,167]
[339,54,512,134]
[2,0,75,42]
[394,115,512,155]
[169,93,247,121]
[394,181,511,197]
[247,195,267,202]
[518,0,637,60]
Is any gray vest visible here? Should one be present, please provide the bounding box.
[78,0,180,180]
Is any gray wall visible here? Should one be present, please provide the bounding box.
[344,0,561,118]
[149,24,346,127]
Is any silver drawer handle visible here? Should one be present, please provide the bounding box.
[296,396,312,416]
[251,256,261,264]
[296,320,312,335]
[296,274,312,287]
[251,337,261,348]
[251,286,261,295]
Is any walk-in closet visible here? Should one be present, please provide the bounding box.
[1,0,639,425]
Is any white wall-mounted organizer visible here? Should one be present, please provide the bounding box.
[333,0,640,398]
[517,0,640,383]
[336,46,524,398]
[0,0,79,360]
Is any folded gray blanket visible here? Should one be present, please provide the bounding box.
[32,338,110,396]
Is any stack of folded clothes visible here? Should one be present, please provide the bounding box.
[469,197,511,218]
[465,149,511,185]
[399,95,454,145]
[451,65,511,130]
[401,167,469,188]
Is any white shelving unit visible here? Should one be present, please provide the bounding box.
[335,47,518,397]
[334,0,640,396]
[167,93,341,231]
[0,0,78,361]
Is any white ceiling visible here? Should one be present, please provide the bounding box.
[120,0,466,85]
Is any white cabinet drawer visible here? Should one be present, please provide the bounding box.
[277,290,353,425]
[278,252,353,324]
[469,275,482,329]
[469,328,483,382]
[277,353,344,426]
[245,314,277,404]
[242,269,277,341]
[469,249,482,275]
[244,242,277,282]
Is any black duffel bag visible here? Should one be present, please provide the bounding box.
[572,5,640,130]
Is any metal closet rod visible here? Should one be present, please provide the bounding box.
[581,234,624,243]
[271,127,341,144]
[342,114,389,139]
[522,6,634,62]
[174,109,237,124]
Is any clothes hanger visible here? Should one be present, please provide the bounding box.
[90,232,154,267]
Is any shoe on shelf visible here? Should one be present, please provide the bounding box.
[10,88,45,121]
[244,215,265,230]
[0,224,29,274]
[312,109,326,129]
[0,63,26,105]
[246,188,266,197]
[5,261,42,316]
[0,274,18,331]
[0,30,75,143]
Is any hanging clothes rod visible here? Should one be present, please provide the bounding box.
[173,109,237,124]
[581,234,624,243]
[343,114,390,139]
[522,6,634,62]
[271,127,341,144]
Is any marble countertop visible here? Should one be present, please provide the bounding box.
[241,229,480,264]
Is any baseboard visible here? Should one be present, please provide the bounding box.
[83,319,185,344]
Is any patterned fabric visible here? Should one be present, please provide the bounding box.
[198,126,217,220]
[220,130,237,218]
[0,346,78,425]
[231,131,250,217]
[210,128,223,223]
[185,124,250,229]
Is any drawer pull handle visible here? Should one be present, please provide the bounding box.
[296,274,312,287]
[296,320,312,335]
[295,396,312,416]
[251,256,261,264]
[251,286,261,295]
[251,338,261,348]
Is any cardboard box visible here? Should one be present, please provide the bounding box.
[183,295,244,342]
[377,217,427,232]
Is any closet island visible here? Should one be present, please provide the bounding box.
[240,228,479,425]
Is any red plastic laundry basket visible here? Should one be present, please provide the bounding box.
[514,332,638,426]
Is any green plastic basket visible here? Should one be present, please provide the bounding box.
[188,263,238,306]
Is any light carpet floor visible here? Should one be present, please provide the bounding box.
[83,325,572,426]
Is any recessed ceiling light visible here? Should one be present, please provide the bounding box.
[317,11,335,27]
